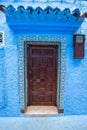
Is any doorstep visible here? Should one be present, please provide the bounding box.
[25,106,58,115]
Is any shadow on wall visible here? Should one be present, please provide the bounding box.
[0,11,6,24]
[0,89,7,109]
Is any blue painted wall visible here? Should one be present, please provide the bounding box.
[0,4,87,116]
[65,36,87,115]
[0,15,20,116]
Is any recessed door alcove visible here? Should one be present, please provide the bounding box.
[19,35,66,114]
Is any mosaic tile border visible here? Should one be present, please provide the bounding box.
[19,35,66,111]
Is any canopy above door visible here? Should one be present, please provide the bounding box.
[0,5,86,34]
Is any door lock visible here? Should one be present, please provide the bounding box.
[37,79,40,83]
[30,80,32,83]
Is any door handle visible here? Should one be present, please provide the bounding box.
[36,79,40,83]
[30,80,32,83]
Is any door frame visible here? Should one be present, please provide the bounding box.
[19,36,66,114]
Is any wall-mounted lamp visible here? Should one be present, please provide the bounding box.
[0,31,4,47]
[73,34,85,59]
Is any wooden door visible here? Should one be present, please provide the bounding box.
[27,45,58,106]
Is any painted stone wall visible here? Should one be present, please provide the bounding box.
[0,2,87,116]
[65,35,87,115]
[0,13,20,116]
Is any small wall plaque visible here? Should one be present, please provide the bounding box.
[73,34,85,59]
[0,31,4,47]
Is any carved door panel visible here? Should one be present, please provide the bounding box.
[27,45,58,106]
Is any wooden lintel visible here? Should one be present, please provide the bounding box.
[81,13,87,18]
[0,5,6,13]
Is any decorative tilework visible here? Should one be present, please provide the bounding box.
[19,35,66,112]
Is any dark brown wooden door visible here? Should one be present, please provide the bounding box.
[27,45,58,106]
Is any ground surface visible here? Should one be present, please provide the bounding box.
[0,114,87,130]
